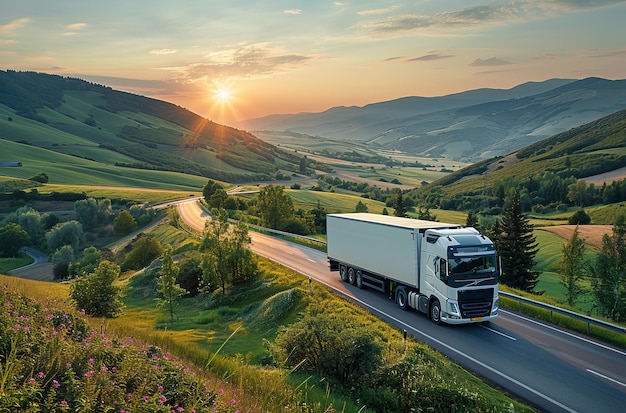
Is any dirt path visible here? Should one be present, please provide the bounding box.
[537,225,612,249]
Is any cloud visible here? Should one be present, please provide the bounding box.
[359,0,626,35]
[469,57,512,66]
[150,49,177,55]
[163,44,313,83]
[0,17,30,35]
[66,23,87,30]
[284,9,302,15]
[408,53,454,62]
[358,5,402,16]
[63,22,87,36]
[583,47,626,58]
[533,53,558,60]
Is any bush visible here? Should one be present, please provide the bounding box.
[569,209,591,225]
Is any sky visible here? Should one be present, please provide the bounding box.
[1,1,626,125]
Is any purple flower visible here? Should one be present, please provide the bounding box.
[53,380,60,388]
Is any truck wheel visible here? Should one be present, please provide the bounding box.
[339,265,348,282]
[430,299,442,325]
[396,287,408,310]
[356,270,364,289]
[347,267,357,285]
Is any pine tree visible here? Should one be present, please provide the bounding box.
[499,190,540,292]
[394,191,406,217]
[466,211,479,230]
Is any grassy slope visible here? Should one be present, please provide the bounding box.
[0,138,208,191]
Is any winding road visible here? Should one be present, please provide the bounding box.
[179,200,626,413]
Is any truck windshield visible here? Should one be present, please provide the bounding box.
[449,255,498,277]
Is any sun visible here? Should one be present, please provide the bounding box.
[215,87,232,103]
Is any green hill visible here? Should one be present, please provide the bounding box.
[0,70,303,185]
[413,108,626,217]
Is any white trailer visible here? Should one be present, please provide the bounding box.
[327,213,499,325]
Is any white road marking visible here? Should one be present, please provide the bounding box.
[481,325,517,340]
[501,309,626,357]
[587,369,626,387]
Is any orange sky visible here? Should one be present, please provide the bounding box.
[2,1,626,125]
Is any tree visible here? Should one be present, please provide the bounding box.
[69,246,101,277]
[157,246,187,322]
[394,190,406,217]
[567,179,588,207]
[51,245,75,279]
[74,198,112,230]
[122,235,163,270]
[176,252,203,296]
[200,209,258,295]
[69,260,123,317]
[202,179,223,201]
[257,185,294,229]
[113,210,137,234]
[46,221,84,251]
[498,190,540,292]
[559,225,587,306]
[589,216,626,322]
[355,200,368,213]
[465,211,479,230]
[0,223,30,257]
[568,209,591,225]
[299,155,308,174]
[207,188,228,209]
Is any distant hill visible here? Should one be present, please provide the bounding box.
[0,70,303,185]
[242,78,626,162]
[412,108,626,212]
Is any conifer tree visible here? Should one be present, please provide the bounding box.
[394,190,406,217]
[499,190,540,292]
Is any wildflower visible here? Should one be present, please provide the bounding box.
[159,395,167,403]
[158,385,164,392]
[53,380,60,388]
[38,371,45,378]
[88,358,95,364]
[28,377,36,384]
[60,400,68,407]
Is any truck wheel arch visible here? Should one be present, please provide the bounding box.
[356,270,364,289]
[430,298,442,325]
[339,265,348,282]
[396,287,408,310]
[347,267,357,285]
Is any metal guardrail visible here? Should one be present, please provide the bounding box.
[249,226,626,336]
[499,291,626,335]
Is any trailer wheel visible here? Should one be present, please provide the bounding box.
[396,287,408,310]
[339,265,348,282]
[430,299,442,325]
[347,267,357,285]
[356,270,364,289]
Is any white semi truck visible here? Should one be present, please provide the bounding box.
[327,213,499,325]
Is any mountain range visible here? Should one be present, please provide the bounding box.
[241,77,626,162]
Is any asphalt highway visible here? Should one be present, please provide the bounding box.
[178,200,626,413]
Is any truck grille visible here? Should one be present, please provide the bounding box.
[458,289,493,318]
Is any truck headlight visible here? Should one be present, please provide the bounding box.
[491,297,499,315]
[449,302,459,314]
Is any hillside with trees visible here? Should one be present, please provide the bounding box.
[411,108,626,217]
[0,70,320,183]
